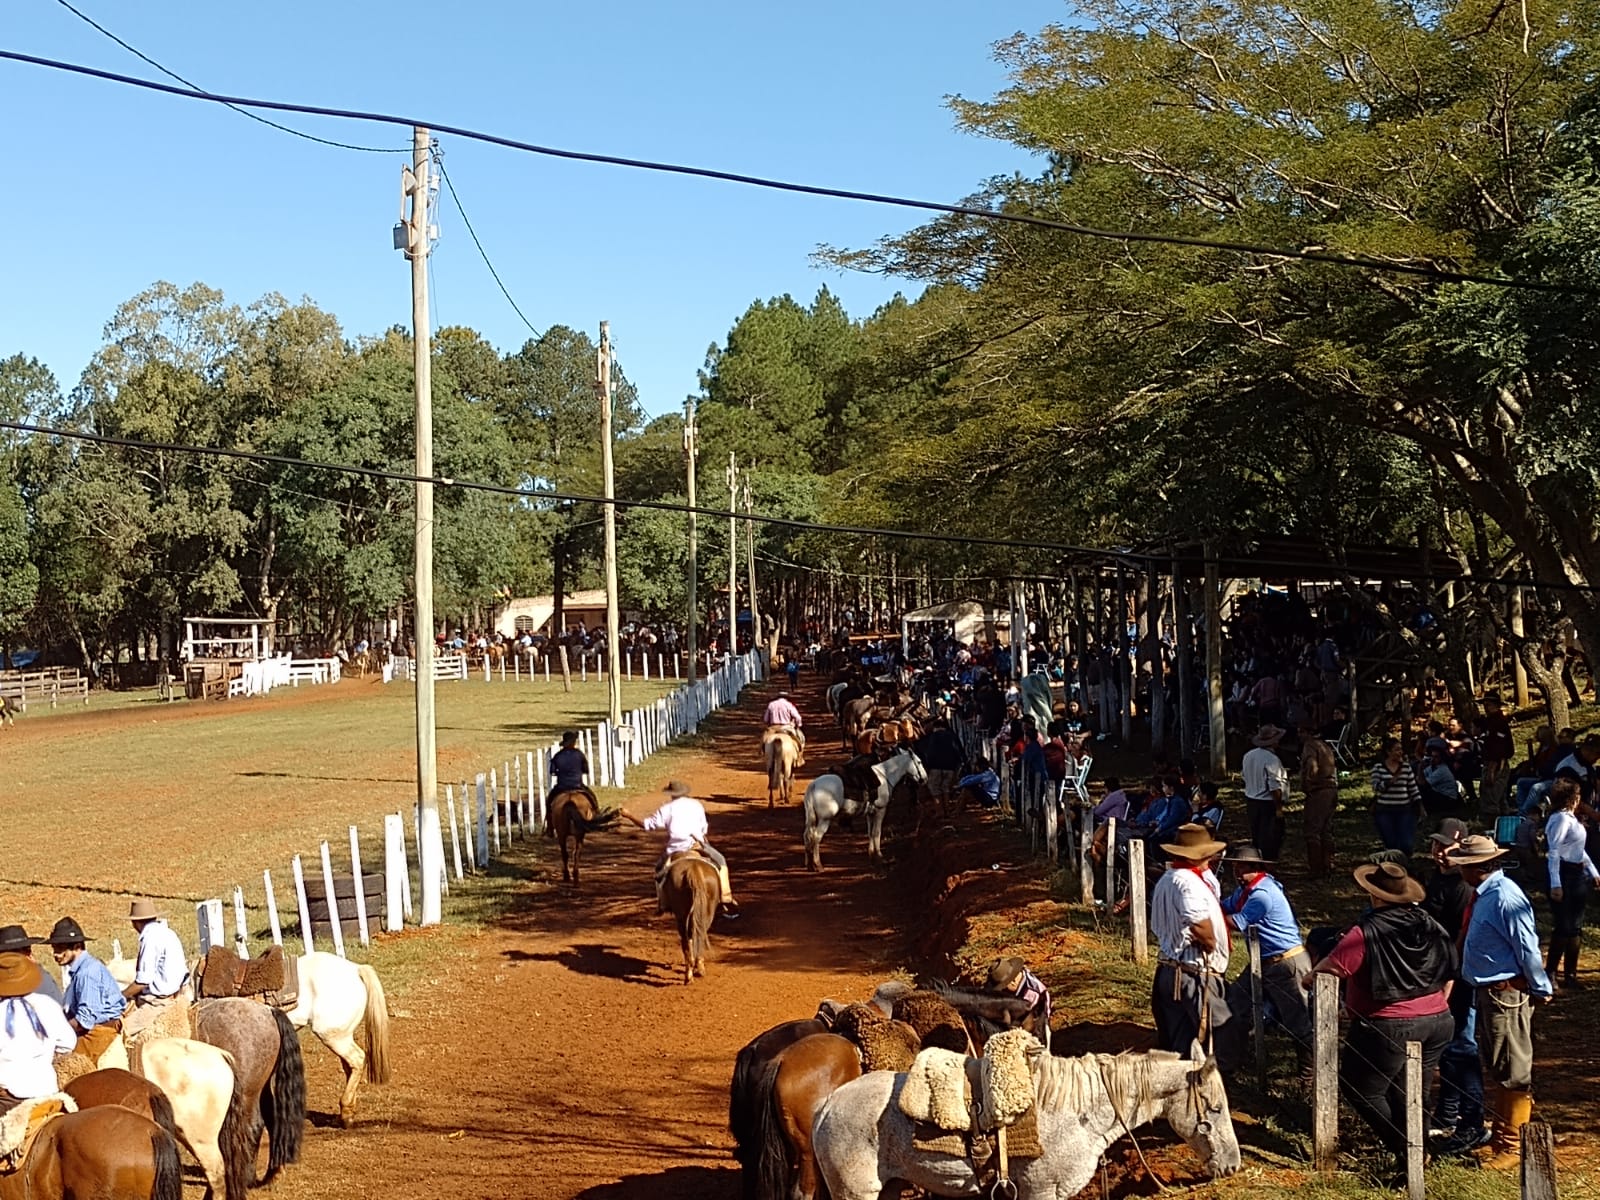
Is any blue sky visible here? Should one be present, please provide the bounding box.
[2,1,1066,419]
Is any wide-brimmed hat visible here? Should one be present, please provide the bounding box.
[663,780,692,798]
[1252,725,1286,748]
[1427,818,1470,848]
[0,925,42,953]
[1447,834,1510,867]
[0,952,43,998]
[43,917,92,947]
[987,956,1026,991]
[128,898,163,922]
[1226,844,1275,869]
[1483,692,1504,708]
[1161,823,1228,861]
[1353,861,1425,905]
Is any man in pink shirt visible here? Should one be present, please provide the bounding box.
[763,691,805,765]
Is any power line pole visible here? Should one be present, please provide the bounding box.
[683,399,699,683]
[400,126,442,926]
[727,452,739,657]
[598,321,623,727]
[744,474,762,656]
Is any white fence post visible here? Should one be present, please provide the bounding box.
[262,869,283,947]
[398,812,414,921]
[319,840,347,958]
[446,786,464,879]
[475,775,490,866]
[292,855,314,953]
[195,898,225,956]
[505,760,515,840]
[461,781,478,872]
[490,769,502,852]
[349,825,371,947]
[384,814,405,933]
[231,887,250,958]
[597,722,611,788]
[525,751,536,834]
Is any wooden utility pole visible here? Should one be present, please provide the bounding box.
[727,453,739,656]
[1204,548,1226,777]
[683,399,699,683]
[597,322,623,727]
[743,475,762,654]
[402,127,441,926]
[1510,584,1530,708]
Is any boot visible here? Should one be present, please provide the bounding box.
[1546,939,1561,981]
[1563,935,1583,987]
[1479,1088,1532,1171]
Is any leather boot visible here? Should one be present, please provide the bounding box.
[1546,939,1561,981]
[1479,1089,1532,1170]
[1563,935,1583,987]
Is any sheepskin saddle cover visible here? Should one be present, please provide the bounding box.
[979,1029,1042,1128]
[199,945,289,1000]
[898,1047,972,1131]
[0,1094,76,1170]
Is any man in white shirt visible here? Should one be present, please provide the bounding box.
[0,952,76,1112]
[1241,725,1289,861]
[623,781,736,917]
[1149,824,1234,1054]
[120,899,190,1042]
[762,691,806,765]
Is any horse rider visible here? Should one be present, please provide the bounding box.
[621,780,738,919]
[0,926,61,1005]
[44,917,124,1061]
[762,690,806,766]
[0,951,75,1117]
[544,730,596,839]
[120,899,190,1041]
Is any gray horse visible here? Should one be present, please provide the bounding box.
[813,1041,1240,1199]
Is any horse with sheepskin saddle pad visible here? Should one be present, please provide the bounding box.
[194,944,299,1008]
[0,1095,76,1173]
[897,1029,1044,1165]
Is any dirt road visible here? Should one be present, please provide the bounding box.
[274,674,914,1200]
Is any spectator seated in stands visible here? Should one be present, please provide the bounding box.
[1193,780,1225,834]
[955,760,1002,809]
[1043,721,1073,784]
[1116,773,1192,862]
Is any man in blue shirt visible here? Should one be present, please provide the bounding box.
[544,730,593,837]
[1448,835,1553,1170]
[45,916,125,1061]
[1217,845,1312,1076]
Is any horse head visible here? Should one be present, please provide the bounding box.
[1166,1040,1241,1178]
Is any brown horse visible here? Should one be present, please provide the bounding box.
[729,1017,833,1183]
[192,999,306,1185]
[0,1104,183,1200]
[746,1034,862,1200]
[549,789,616,888]
[662,854,719,983]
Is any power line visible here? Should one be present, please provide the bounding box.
[433,151,541,339]
[0,48,1582,295]
[48,0,406,154]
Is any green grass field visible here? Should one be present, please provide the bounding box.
[0,675,677,962]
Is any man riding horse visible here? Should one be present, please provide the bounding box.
[763,691,805,766]
[544,730,598,838]
[622,781,738,919]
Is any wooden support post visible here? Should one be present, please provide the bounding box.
[1128,839,1148,963]
[262,869,283,946]
[1205,550,1227,777]
[383,815,405,933]
[1405,1041,1424,1200]
[195,897,224,956]
[349,825,371,947]
[1248,926,1266,1089]
[1146,558,1165,757]
[1079,805,1094,904]
[229,887,249,958]
[1522,1121,1557,1200]
[461,782,477,871]
[1174,559,1195,758]
[446,786,464,879]
[489,768,501,851]
[320,840,346,957]
[475,774,489,866]
[1312,973,1340,1173]
[292,855,313,953]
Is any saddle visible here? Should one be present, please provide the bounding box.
[194,945,299,1009]
[898,1031,1044,1167]
[0,1095,75,1174]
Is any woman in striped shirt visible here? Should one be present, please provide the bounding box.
[1371,737,1422,853]
[1545,776,1599,988]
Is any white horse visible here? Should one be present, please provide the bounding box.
[139,1037,253,1200]
[803,749,927,870]
[813,1042,1240,1200]
[110,948,391,1128]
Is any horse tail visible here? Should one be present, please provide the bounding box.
[150,1125,184,1200]
[747,1055,790,1200]
[728,1042,762,1166]
[691,864,716,968]
[218,1051,255,1200]
[147,1087,180,1144]
[357,964,392,1084]
[266,1006,306,1173]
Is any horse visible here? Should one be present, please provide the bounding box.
[746,1034,862,1200]
[549,788,618,888]
[0,1103,184,1200]
[135,1037,254,1200]
[762,728,801,809]
[282,952,392,1127]
[919,978,1048,1051]
[662,853,719,983]
[729,1015,840,1181]
[813,1042,1241,1200]
[193,998,305,1184]
[839,696,875,750]
[802,749,927,870]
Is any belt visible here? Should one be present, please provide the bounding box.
[1263,945,1306,967]
[1481,977,1529,994]
[1158,959,1219,976]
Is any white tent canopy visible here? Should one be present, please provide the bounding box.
[901,600,1011,658]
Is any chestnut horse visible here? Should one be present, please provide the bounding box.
[730,1017,833,1181]
[0,1103,183,1200]
[747,1034,863,1200]
[549,789,616,887]
[662,854,719,983]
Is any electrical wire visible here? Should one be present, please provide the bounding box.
[433,151,541,339]
[0,48,1583,295]
[48,0,407,153]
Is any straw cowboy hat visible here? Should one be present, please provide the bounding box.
[0,925,43,953]
[1161,823,1228,861]
[1225,844,1275,870]
[663,780,692,798]
[987,956,1027,991]
[43,917,93,946]
[1252,725,1287,748]
[1353,860,1425,905]
[127,898,163,922]
[0,952,43,999]
[1447,834,1510,867]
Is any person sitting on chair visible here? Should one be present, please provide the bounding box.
[45,917,124,1061]
[545,730,595,838]
[762,690,806,766]
[622,781,738,918]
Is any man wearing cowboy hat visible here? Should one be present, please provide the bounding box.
[1149,824,1234,1054]
[0,952,75,1114]
[1448,834,1553,1169]
[1242,725,1289,862]
[545,731,595,838]
[621,781,736,917]
[1422,819,1488,1157]
[120,899,190,1042]
[762,690,806,766]
[45,917,124,1061]
[0,926,62,1006]
[1218,844,1313,1074]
